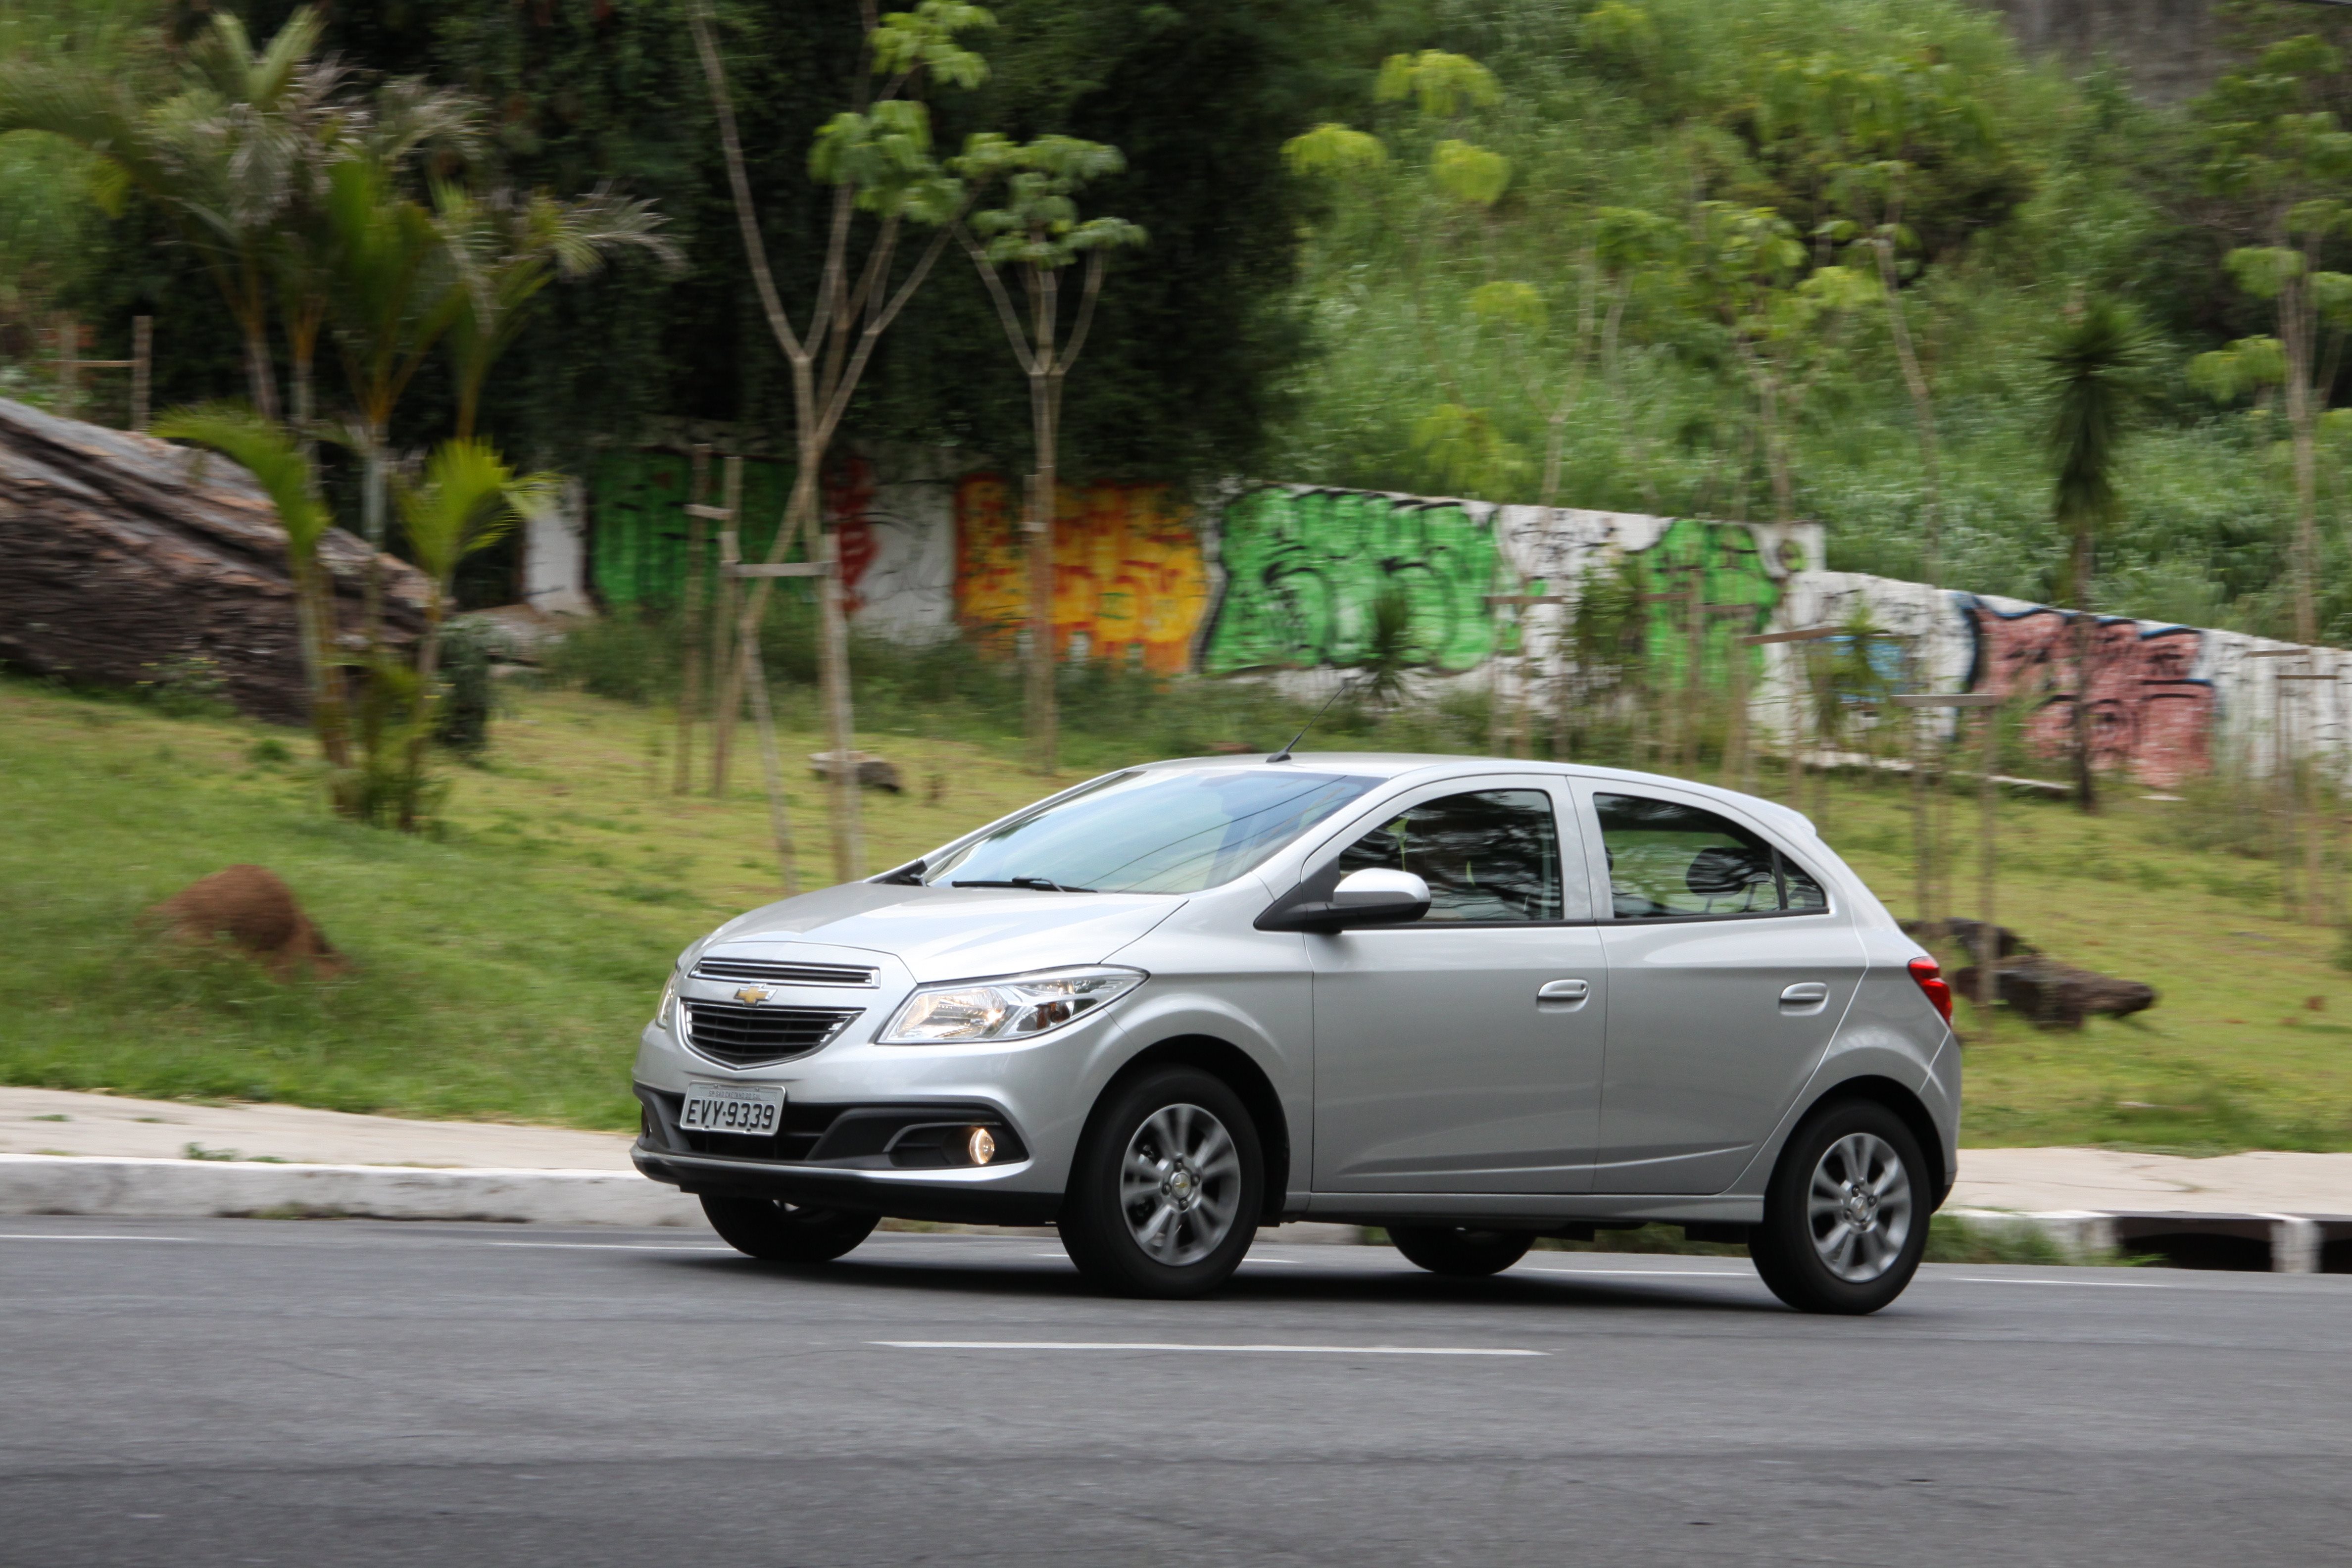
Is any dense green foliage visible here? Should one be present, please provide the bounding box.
[15,0,2352,640]
[1269,0,2352,640]
[46,0,1341,486]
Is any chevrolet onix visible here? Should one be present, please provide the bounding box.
[633,754,1958,1314]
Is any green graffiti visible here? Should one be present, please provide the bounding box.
[588,451,795,608]
[1202,487,1502,674]
[1633,518,1780,686]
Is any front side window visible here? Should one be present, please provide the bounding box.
[1596,793,1826,919]
[923,769,1380,894]
[1334,788,1563,922]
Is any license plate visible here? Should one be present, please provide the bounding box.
[680,1081,784,1136]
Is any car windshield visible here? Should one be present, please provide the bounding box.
[923,769,1381,894]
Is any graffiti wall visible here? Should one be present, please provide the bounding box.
[586,447,952,639]
[1202,486,1504,674]
[581,450,2352,784]
[953,474,1210,674]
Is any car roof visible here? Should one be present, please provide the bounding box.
[1128,751,1821,840]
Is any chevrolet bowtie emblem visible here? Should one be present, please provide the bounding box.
[734,985,772,1006]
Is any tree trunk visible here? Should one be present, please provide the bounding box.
[2070,530,2098,813]
[1026,268,1061,778]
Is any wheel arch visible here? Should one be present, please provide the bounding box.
[1792,1074,1950,1208]
[1088,1034,1292,1224]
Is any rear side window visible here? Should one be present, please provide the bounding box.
[1595,793,1826,920]
[1334,788,1563,922]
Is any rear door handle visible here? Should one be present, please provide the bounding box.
[1779,982,1829,1008]
[1537,979,1590,1004]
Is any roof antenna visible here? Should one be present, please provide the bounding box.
[1268,675,1355,763]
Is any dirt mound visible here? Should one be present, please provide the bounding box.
[145,865,347,979]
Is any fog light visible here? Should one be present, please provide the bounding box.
[966,1126,997,1166]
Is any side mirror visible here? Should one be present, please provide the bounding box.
[1255,868,1431,933]
[1332,868,1431,920]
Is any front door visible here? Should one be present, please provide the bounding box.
[1578,785,1866,1194]
[1309,781,1605,1194]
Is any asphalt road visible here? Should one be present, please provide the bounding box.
[4,1218,2349,1568]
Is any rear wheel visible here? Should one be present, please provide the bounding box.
[700,1194,878,1263]
[1388,1226,1534,1277]
[1749,1099,1929,1315]
[1058,1067,1263,1299]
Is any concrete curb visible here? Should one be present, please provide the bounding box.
[0,1154,703,1227]
[2,1157,2342,1271]
[1944,1206,2352,1273]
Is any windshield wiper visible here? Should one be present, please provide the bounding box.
[950,877,1096,893]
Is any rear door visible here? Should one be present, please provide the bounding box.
[1307,777,1606,1194]
[1572,784,1866,1194]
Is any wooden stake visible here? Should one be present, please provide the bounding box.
[1978,698,1999,1008]
[54,314,78,422]
[707,455,745,797]
[675,444,711,795]
[743,633,798,895]
[130,316,152,433]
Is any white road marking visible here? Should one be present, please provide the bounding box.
[486,1242,734,1253]
[875,1340,1545,1356]
[1944,1275,2173,1288]
[0,1233,198,1242]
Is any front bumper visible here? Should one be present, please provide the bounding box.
[631,1079,1059,1225]
[631,1144,1062,1226]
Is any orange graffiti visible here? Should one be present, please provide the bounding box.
[954,474,1209,675]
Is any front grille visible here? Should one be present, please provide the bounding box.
[692,957,879,988]
[681,1002,861,1067]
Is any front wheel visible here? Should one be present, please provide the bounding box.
[1058,1067,1264,1299]
[1749,1099,1930,1315]
[700,1194,879,1263]
[1388,1226,1534,1277]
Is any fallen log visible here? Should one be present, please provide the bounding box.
[0,397,427,724]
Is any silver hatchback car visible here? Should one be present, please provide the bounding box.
[633,753,1959,1314]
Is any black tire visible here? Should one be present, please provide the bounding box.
[1058,1066,1264,1299]
[700,1194,879,1263]
[1388,1225,1535,1277]
[1749,1098,1931,1315]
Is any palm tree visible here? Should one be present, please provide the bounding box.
[318,151,464,590]
[150,404,351,780]
[391,439,558,827]
[0,8,342,419]
[433,182,679,440]
[2042,297,2158,812]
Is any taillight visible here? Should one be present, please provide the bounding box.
[1908,956,1953,1025]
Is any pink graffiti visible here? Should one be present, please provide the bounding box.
[1963,600,2212,786]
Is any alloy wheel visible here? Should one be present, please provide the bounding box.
[1119,1102,1242,1266]
[1806,1130,1914,1283]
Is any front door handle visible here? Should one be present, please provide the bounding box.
[1779,981,1829,1008]
[1537,979,1590,1004]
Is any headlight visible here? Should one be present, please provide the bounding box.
[878,966,1145,1045]
[656,965,683,1030]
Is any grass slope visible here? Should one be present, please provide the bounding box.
[4,675,2348,1151]
[0,679,1083,1130]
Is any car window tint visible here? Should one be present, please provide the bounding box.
[1595,792,1813,919]
[1334,789,1562,922]
[1781,855,1827,910]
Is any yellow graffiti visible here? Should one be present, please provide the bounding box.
[955,475,1209,676]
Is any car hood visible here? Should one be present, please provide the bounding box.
[694,882,1186,983]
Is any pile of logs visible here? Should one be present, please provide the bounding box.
[1916,916,2159,1030]
[0,397,426,724]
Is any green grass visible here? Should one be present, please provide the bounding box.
[0,676,1090,1130]
[5,669,2350,1152]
